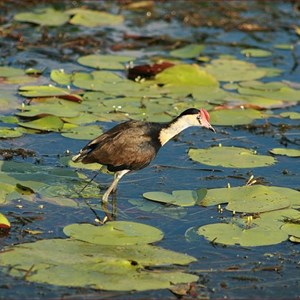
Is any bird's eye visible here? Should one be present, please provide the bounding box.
[197,115,201,121]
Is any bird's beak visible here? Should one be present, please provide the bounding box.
[201,119,216,133]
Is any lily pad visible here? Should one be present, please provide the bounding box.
[241,48,272,57]
[269,148,300,157]
[77,55,134,70]
[50,69,72,86]
[209,108,267,126]
[197,222,288,247]
[188,146,276,168]
[18,116,64,132]
[0,127,23,138]
[200,185,299,213]
[155,64,218,87]
[63,221,164,245]
[280,111,300,119]
[0,66,25,77]
[281,223,300,238]
[61,125,103,140]
[19,85,78,98]
[0,213,10,230]
[14,7,69,26]
[0,238,197,291]
[170,44,205,59]
[204,58,267,82]
[143,189,206,207]
[67,8,124,27]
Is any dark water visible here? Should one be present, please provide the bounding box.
[0,1,300,299]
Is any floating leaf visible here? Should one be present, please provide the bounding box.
[274,44,294,50]
[281,223,300,238]
[19,85,77,98]
[209,108,267,126]
[0,127,23,138]
[204,58,267,82]
[143,189,205,207]
[50,69,72,86]
[269,148,300,157]
[200,185,299,213]
[189,146,276,168]
[0,213,11,230]
[18,116,64,132]
[67,8,124,27]
[241,48,272,57]
[77,55,134,70]
[155,64,218,87]
[61,124,103,140]
[0,66,25,77]
[0,238,197,291]
[14,7,69,26]
[170,44,205,59]
[197,222,288,247]
[280,111,300,119]
[64,221,164,245]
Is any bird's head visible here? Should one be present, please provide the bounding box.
[179,108,215,132]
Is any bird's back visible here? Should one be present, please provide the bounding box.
[76,120,164,172]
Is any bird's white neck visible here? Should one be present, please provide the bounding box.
[159,114,199,146]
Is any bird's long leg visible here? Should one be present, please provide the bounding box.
[102,169,130,203]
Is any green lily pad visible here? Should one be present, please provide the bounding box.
[155,64,218,87]
[204,58,267,82]
[18,116,64,132]
[19,85,77,98]
[0,213,10,229]
[78,55,134,70]
[280,111,300,119]
[281,223,300,238]
[61,124,103,140]
[241,48,272,57]
[238,81,300,102]
[50,69,72,86]
[274,44,294,50]
[269,148,300,157]
[209,108,267,126]
[0,127,23,138]
[143,189,206,207]
[63,221,164,245]
[188,146,276,168]
[0,66,25,77]
[170,44,205,59]
[197,222,288,247]
[67,8,124,27]
[14,7,69,26]
[0,238,197,291]
[200,185,299,213]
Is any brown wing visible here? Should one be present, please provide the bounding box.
[78,121,161,172]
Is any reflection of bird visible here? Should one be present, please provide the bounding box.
[72,108,215,202]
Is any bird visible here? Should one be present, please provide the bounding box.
[72,108,215,203]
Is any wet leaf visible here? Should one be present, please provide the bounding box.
[269,148,300,157]
[197,223,288,247]
[67,8,124,27]
[19,85,77,98]
[0,66,25,77]
[155,64,218,86]
[200,185,298,213]
[50,69,72,86]
[209,108,267,125]
[189,146,276,168]
[0,213,11,230]
[204,58,267,82]
[170,44,205,59]
[280,111,300,119]
[143,189,204,207]
[0,127,23,138]
[61,124,103,140]
[281,223,300,238]
[14,7,69,26]
[64,221,164,245]
[18,116,64,132]
[0,238,197,291]
[241,48,272,57]
[77,54,134,70]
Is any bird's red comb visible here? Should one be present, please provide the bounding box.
[200,108,210,122]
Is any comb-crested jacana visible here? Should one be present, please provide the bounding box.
[72,108,215,202]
